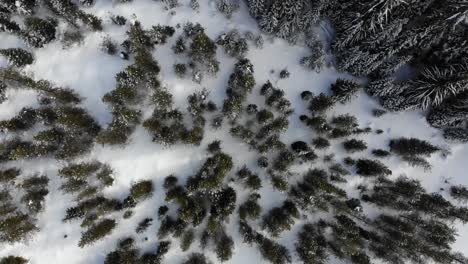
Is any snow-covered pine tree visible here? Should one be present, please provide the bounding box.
[0,16,21,33]
[381,94,417,112]
[216,0,239,18]
[444,127,468,143]
[0,48,34,67]
[427,91,468,128]
[402,64,468,109]
[245,0,271,19]
[22,17,57,48]
[0,81,7,103]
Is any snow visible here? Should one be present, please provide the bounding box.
[1,0,468,263]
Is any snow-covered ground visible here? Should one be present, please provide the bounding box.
[1,0,467,263]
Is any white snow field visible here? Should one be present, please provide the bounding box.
[1,0,467,263]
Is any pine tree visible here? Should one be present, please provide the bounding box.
[78,218,116,247]
[22,17,58,48]
[0,48,34,67]
[402,64,468,109]
[0,256,28,264]
[295,223,327,264]
[330,79,360,103]
[443,127,468,143]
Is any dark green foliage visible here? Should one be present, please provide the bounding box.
[104,237,139,264]
[140,240,171,264]
[389,137,440,157]
[215,231,234,262]
[312,137,330,149]
[78,218,116,247]
[279,69,290,79]
[356,159,392,177]
[372,149,391,158]
[0,107,37,132]
[149,25,175,45]
[258,156,269,168]
[272,150,295,171]
[257,235,291,264]
[111,15,127,26]
[330,79,360,103]
[157,216,186,239]
[163,175,178,190]
[44,0,102,30]
[0,168,20,182]
[0,48,34,67]
[223,59,255,119]
[342,139,367,153]
[372,109,387,117]
[210,187,237,221]
[0,17,21,33]
[0,213,37,243]
[261,82,292,114]
[302,115,331,134]
[0,256,28,264]
[239,193,262,220]
[136,218,152,233]
[183,253,211,264]
[291,141,309,154]
[450,185,468,202]
[236,166,261,190]
[331,114,359,130]
[262,200,299,237]
[301,91,313,100]
[183,22,204,37]
[290,169,346,211]
[158,206,169,218]
[174,63,187,77]
[63,196,121,222]
[0,81,6,103]
[59,162,101,178]
[295,223,327,264]
[256,109,274,124]
[207,140,221,154]
[186,152,233,191]
[189,31,219,74]
[22,17,57,48]
[100,37,117,55]
[20,175,49,213]
[180,229,195,251]
[343,157,356,166]
[216,29,248,58]
[59,161,113,197]
[329,163,350,178]
[172,36,186,54]
[309,93,335,113]
[444,127,468,143]
[56,106,100,135]
[130,180,153,201]
[270,174,288,192]
[402,155,432,171]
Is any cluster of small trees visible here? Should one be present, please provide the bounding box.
[104,238,171,264]
[59,161,114,201]
[245,0,468,141]
[0,170,42,244]
[0,68,101,161]
[98,21,163,145]
[159,149,236,262]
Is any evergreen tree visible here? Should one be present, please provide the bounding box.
[444,127,468,143]
[0,48,34,67]
[78,218,116,247]
[0,256,28,264]
[22,17,57,48]
[330,79,360,103]
[295,223,327,264]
